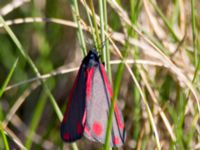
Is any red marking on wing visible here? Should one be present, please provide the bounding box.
[64,133,70,140]
[113,136,120,145]
[92,121,103,136]
[100,64,113,96]
[63,69,81,122]
[82,111,86,125]
[86,68,95,101]
[76,122,83,134]
[114,105,124,129]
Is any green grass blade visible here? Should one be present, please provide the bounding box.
[0,129,9,150]
[89,0,101,52]
[83,0,98,49]
[70,0,87,56]
[99,0,106,59]
[191,0,197,66]
[103,0,111,81]
[25,91,47,149]
[0,58,18,98]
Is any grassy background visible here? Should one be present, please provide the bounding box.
[0,0,200,149]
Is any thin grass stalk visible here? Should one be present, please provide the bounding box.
[83,0,97,48]
[191,0,197,66]
[89,0,101,52]
[70,0,87,56]
[0,15,63,121]
[103,0,111,80]
[99,0,106,62]
[0,58,18,97]
[149,0,179,41]
[184,57,200,114]
[0,130,9,150]
[25,92,47,149]
[171,0,179,25]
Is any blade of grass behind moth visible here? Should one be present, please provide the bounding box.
[99,0,111,77]
[88,0,101,52]
[25,90,47,149]
[0,58,18,149]
[0,15,63,121]
[82,0,98,49]
[99,0,106,56]
[103,0,111,81]
[149,0,180,41]
[191,0,198,67]
[70,0,87,56]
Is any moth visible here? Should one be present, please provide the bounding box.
[60,49,126,147]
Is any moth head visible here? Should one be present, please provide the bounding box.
[83,49,100,67]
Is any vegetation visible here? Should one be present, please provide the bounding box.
[0,0,199,149]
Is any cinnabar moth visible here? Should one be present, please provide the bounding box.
[60,49,126,147]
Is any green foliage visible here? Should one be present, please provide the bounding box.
[0,0,199,149]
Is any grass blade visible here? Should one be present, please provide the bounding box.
[70,0,87,56]
[89,0,101,51]
[25,91,47,149]
[0,129,9,150]
[0,58,18,98]
[191,0,197,66]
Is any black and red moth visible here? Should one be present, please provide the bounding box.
[60,49,126,147]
